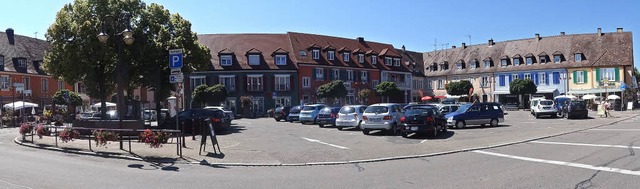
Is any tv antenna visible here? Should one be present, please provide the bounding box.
[465,34,472,45]
[34,32,38,39]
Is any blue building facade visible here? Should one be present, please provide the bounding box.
[494,69,567,107]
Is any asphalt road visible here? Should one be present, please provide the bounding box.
[1,113,639,188]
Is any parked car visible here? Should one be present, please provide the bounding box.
[143,109,158,121]
[287,106,303,122]
[161,108,230,133]
[439,104,461,115]
[554,97,574,117]
[361,103,404,135]
[317,107,341,127]
[273,106,291,122]
[335,105,368,130]
[441,98,457,104]
[531,99,558,118]
[400,106,447,138]
[529,98,545,115]
[560,100,588,119]
[204,106,234,120]
[299,104,326,124]
[78,112,102,120]
[445,102,505,129]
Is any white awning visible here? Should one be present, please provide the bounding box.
[493,91,511,95]
[536,89,558,94]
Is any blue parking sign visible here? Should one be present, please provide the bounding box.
[169,49,183,69]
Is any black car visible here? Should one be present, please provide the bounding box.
[161,109,231,134]
[317,107,341,128]
[561,100,588,119]
[274,106,291,122]
[400,106,447,138]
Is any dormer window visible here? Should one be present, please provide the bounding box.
[552,51,563,63]
[500,59,508,67]
[431,63,438,72]
[456,60,465,70]
[248,55,261,65]
[371,56,377,64]
[525,54,535,65]
[343,52,350,62]
[574,53,583,62]
[312,50,320,60]
[470,60,478,69]
[539,52,548,64]
[18,58,27,68]
[393,58,401,66]
[384,57,392,65]
[358,54,364,63]
[483,59,492,68]
[220,55,233,66]
[299,50,307,57]
[327,51,335,60]
[512,55,522,66]
[275,55,287,65]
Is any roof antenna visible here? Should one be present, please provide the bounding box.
[465,34,471,45]
[34,32,38,39]
[433,38,438,51]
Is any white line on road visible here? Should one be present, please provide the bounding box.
[531,141,640,149]
[589,129,640,132]
[473,150,640,176]
[420,140,428,144]
[301,137,349,149]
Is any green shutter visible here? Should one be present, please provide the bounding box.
[572,71,577,84]
[595,68,601,82]
[313,68,317,80]
[583,70,587,84]
[614,67,620,81]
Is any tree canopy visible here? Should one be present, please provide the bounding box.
[191,85,211,108]
[509,79,538,95]
[52,90,83,106]
[375,82,401,97]
[445,80,474,96]
[316,80,348,99]
[358,88,373,104]
[207,84,228,106]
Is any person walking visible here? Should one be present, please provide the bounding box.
[603,100,611,118]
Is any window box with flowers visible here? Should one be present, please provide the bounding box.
[92,129,119,147]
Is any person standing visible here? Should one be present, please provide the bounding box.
[604,100,611,118]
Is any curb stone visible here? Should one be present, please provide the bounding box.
[14,113,639,167]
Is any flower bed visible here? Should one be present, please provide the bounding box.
[59,128,81,143]
[19,123,33,136]
[92,129,119,147]
[139,129,170,148]
[35,124,51,139]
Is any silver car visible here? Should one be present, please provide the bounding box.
[335,105,367,130]
[299,104,326,124]
[204,106,234,120]
[361,103,404,135]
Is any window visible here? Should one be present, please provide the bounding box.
[456,63,463,70]
[512,74,519,80]
[358,54,364,63]
[58,80,65,90]
[347,70,354,81]
[74,82,85,93]
[601,68,616,81]
[312,50,320,59]
[371,56,377,64]
[372,80,379,88]
[327,51,335,60]
[526,57,533,65]
[220,55,233,66]
[481,76,489,87]
[302,77,310,88]
[248,55,260,65]
[513,58,521,66]
[18,59,27,68]
[484,60,491,68]
[190,76,206,91]
[554,55,561,63]
[274,75,290,91]
[23,77,31,90]
[553,72,560,84]
[1,76,9,90]
[393,58,401,66]
[343,52,350,62]
[385,57,392,65]
[470,61,477,69]
[315,68,324,80]
[499,75,506,87]
[333,69,340,80]
[500,59,508,67]
[437,80,444,89]
[468,77,475,84]
[360,71,368,81]
[275,55,287,65]
[576,71,585,83]
[540,56,547,64]
[299,51,307,57]
[41,78,49,92]
[426,80,433,90]
[247,75,263,91]
[575,53,582,62]
[539,73,547,85]
[219,76,236,91]
[524,73,531,80]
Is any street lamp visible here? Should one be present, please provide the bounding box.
[97,12,134,150]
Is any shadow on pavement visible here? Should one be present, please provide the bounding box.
[404,131,455,140]
[450,124,512,130]
[205,152,225,159]
[217,126,246,135]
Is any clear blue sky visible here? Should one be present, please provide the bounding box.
[1,0,638,69]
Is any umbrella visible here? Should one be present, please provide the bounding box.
[421,96,433,101]
[2,101,38,110]
[607,95,621,100]
[434,96,447,99]
[554,95,577,100]
[581,94,597,100]
[31,107,36,115]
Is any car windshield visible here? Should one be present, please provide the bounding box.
[571,101,586,107]
[290,107,301,113]
[540,101,553,105]
[339,107,356,114]
[319,108,332,114]
[365,106,389,114]
[405,108,434,116]
[302,106,316,111]
[456,104,471,113]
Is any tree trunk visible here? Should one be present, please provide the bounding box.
[518,95,524,109]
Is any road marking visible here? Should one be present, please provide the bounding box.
[420,140,428,144]
[531,141,640,150]
[301,137,349,149]
[473,150,640,176]
[591,128,640,132]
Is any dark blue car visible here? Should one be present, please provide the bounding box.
[317,107,341,128]
[445,102,505,129]
[554,97,573,117]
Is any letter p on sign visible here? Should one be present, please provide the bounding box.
[169,49,183,69]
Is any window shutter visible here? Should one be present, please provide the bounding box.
[583,70,587,83]
[367,72,371,82]
[533,72,539,85]
[518,73,524,80]
[273,75,276,91]
[324,69,328,81]
[245,75,249,91]
[499,75,505,86]
[508,75,512,83]
[595,68,600,82]
[329,70,334,80]
[572,71,577,84]
[545,73,549,85]
[340,70,347,81]
[313,69,317,81]
[553,72,559,84]
[614,67,620,81]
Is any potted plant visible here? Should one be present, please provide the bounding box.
[59,128,81,143]
[35,124,51,139]
[92,129,119,147]
[139,129,170,148]
[19,123,34,140]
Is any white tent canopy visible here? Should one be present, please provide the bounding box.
[607,95,621,100]
[91,102,116,108]
[554,95,577,100]
[581,94,598,100]
[3,101,39,111]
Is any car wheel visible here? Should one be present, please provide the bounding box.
[362,129,370,135]
[337,127,343,130]
[401,132,409,138]
[391,123,399,135]
[356,121,362,130]
[276,119,281,122]
[432,126,439,138]
[490,119,499,127]
[534,113,539,119]
[319,123,324,128]
[551,114,557,118]
[455,120,466,129]
[441,122,448,132]
[301,121,306,124]
[480,124,486,127]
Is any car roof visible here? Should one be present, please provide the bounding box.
[369,103,400,107]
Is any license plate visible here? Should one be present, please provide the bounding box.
[369,118,381,122]
[338,122,349,125]
[411,127,418,131]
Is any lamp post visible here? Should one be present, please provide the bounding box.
[97,12,134,150]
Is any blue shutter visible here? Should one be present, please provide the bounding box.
[508,75,513,83]
[553,72,560,84]
[533,72,539,85]
[329,70,334,80]
[519,73,524,80]
[545,72,550,85]
[324,69,328,81]
[499,75,505,86]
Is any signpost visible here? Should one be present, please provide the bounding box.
[169,49,184,147]
[620,83,627,111]
[169,49,183,69]
[199,120,220,155]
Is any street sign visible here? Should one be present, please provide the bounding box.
[169,49,183,69]
[272,92,277,97]
[170,68,182,75]
[169,74,183,83]
[620,82,627,90]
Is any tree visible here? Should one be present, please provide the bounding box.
[358,89,373,105]
[316,80,348,104]
[445,80,474,96]
[43,0,211,118]
[375,82,401,103]
[510,79,538,109]
[207,84,228,106]
[52,90,83,107]
[190,85,211,108]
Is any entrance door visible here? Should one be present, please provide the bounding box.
[274,96,291,107]
[253,97,265,117]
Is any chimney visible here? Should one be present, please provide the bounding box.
[560,32,565,36]
[535,33,540,41]
[617,28,623,33]
[488,39,494,46]
[452,45,456,49]
[597,28,602,36]
[6,28,15,45]
[357,37,364,43]
[401,45,406,52]
[462,43,467,49]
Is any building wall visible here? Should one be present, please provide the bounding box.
[298,65,381,105]
[0,72,73,105]
[567,66,626,92]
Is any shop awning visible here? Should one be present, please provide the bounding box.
[493,91,511,95]
[569,88,622,95]
[536,89,558,94]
